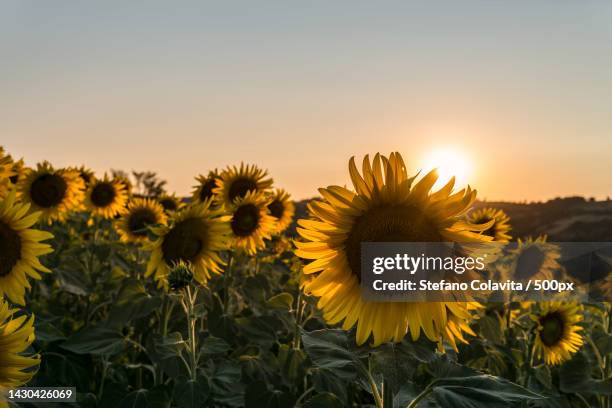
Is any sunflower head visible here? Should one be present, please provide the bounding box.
[86,174,129,219]
[191,170,221,205]
[214,163,273,208]
[0,147,15,181]
[295,152,493,348]
[18,162,85,223]
[267,189,295,235]
[116,198,167,243]
[0,300,40,390]
[113,175,133,197]
[229,191,277,255]
[158,193,184,213]
[510,235,561,281]
[531,302,584,365]
[469,207,512,242]
[67,165,95,187]
[168,260,194,291]
[146,201,231,288]
[0,190,53,305]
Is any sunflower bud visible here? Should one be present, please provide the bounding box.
[168,261,194,291]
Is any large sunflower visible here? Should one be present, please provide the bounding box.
[214,163,273,208]
[531,302,583,365]
[86,175,129,219]
[116,198,167,243]
[295,152,494,348]
[0,190,53,305]
[146,201,230,288]
[509,236,561,281]
[191,170,221,205]
[0,300,40,399]
[158,193,184,213]
[228,191,277,255]
[267,189,295,234]
[18,162,85,223]
[469,207,511,242]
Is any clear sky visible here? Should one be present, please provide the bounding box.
[2,1,611,201]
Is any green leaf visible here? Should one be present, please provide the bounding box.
[173,376,210,408]
[478,315,504,345]
[431,375,543,408]
[369,342,419,397]
[311,368,348,403]
[559,351,612,395]
[200,336,231,355]
[61,325,124,355]
[301,329,361,380]
[266,292,294,309]
[302,392,343,408]
[118,390,148,408]
[245,381,293,408]
[108,279,162,327]
[533,365,552,389]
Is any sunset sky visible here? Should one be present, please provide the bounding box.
[2,2,611,201]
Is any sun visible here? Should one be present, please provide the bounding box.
[419,148,472,190]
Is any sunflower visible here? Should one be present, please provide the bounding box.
[267,189,295,234]
[0,190,53,305]
[146,201,231,288]
[508,236,561,281]
[116,198,167,243]
[113,175,133,197]
[228,191,277,255]
[214,163,273,208]
[0,148,14,181]
[86,175,129,219]
[0,150,15,200]
[158,193,184,213]
[18,162,85,223]
[191,170,221,205]
[68,165,95,187]
[469,207,511,242]
[295,152,494,348]
[531,302,583,365]
[0,300,40,398]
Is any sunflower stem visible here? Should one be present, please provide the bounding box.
[292,292,305,349]
[184,285,199,381]
[365,359,384,408]
[406,380,436,408]
[587,335,606,379]
[223,253,234,314]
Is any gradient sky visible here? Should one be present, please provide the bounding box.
[2,1,611,201]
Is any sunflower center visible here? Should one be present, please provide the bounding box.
[515,245,546,280]
[228,178,257,203]
[9,174,19,184]
[345,205,442,278]
[0,221,21,277]
[268,199,285,219]
[199,178,218,202]
[476,216,496,238]
[539,312,565,347]
[91,182,116,207]
[128,208,158,236]
[162,218,207,264]
[232,204,261,237]
[30,173,68,208]
[160,198,178,211]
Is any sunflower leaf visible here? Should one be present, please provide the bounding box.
[430,375,543,407]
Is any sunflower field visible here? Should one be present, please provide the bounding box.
[0,146,611,408]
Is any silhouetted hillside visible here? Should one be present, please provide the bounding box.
[290,196,612,241]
